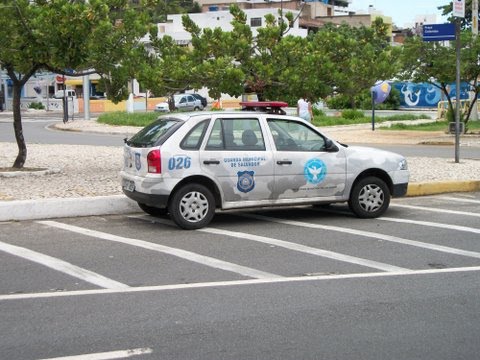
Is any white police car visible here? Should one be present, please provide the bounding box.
[120,111,409,229]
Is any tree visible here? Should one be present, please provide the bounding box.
[0,0,153,168]
[180,5,332,104]
[440,0,479,30]
[398,32,480,129]
[313,18,401,109]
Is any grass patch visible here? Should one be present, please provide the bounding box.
[385,120,480,132]
[312,113,431,127]
[98,110,438,130]
[97,111,158,127]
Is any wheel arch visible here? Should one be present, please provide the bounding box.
[351,168,393,196]
[169,175,222,209]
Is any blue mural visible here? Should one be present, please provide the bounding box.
[393,82,473,108]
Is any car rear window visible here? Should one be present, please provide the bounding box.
[126,118,182,147]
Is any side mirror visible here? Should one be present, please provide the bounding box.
[325,138,338,152]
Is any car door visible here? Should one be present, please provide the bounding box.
[176,95,190,111]
[185,95,197,111]
[199,116,275,206]
[267,118,347,199]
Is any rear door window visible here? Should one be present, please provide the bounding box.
[180,120,209,150]
[205,118,265,151]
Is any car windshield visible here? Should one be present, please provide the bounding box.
[127,118,182,147]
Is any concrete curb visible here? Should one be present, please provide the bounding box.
[0,195,139,222]
[406,180,480,197]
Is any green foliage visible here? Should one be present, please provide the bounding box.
[28,102,45,110]
[398,32,480,124]
[341,109,365,120]
[97,111,158,127]
[439,0,478,30]
[312,107,325,117]
[326,94,351,110]
[382,114,431,121]
[312,20,400,108]
[0,0,153,167]
[381,119,480,133]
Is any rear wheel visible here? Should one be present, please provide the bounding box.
[169,183,215,230]
[348,176,390,218]
[138,203,168,217]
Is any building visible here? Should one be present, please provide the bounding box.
[156,7,308,45]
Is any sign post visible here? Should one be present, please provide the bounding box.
[422,24,455,41]
[453,0,465,163]
[455,19,461,163]
[471,0,478,121]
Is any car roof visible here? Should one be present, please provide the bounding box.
[156,111,298,122]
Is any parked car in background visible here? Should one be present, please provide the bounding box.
[53,89,76,98]
[120,110,409,230]
[190,93,208,108]
[154,102,170,112]
[155,94,204,112]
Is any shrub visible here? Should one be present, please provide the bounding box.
[29,102,45,110]
[341,109,365,120]
[325,94,351,109]
[312,107,325,117]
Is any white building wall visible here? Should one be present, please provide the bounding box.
[157,8,308,43]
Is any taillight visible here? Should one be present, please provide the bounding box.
[147,149,161,173]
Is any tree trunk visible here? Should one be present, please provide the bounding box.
[12,82,27,169]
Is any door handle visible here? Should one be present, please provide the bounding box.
[277,160,292,165]
[203,160,220,165]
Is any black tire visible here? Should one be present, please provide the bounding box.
[138,203,168,217]
[169,183,215,230]
[348,176,390,218]
[194,106,200,111]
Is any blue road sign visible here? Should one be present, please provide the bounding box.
[423,23,456,41]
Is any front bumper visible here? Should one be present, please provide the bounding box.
[392,182,408,197]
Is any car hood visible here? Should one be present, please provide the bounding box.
[342,145,406,171]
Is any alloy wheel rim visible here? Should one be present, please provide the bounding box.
[179,191,209,222]
[358,184,384,212]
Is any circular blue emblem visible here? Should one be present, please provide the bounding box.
[304,158,327,184]
[237,171,255,193]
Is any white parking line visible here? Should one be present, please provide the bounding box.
[241,214,480,260]
[200,227,408,272]
[39,347,153,360]
[438,196,480,204]
[38,220,281,280]
[392,204,480,217]
[380,217,480,234]
[3,266,480,301]
[131,215,407,272]
[0,241,129,289]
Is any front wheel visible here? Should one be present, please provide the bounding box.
[169,184,215,230]
[348,176,390,218]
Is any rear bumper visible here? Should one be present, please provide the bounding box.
[123,189,169,208]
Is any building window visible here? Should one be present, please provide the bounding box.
[250,18,262,27]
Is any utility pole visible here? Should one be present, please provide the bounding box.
[83,0,90,120]
[453,0,465,163]
[472,0,479,120]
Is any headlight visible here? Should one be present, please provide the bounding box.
[398,159,408,170]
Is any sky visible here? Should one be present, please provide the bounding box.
[346,0,449,27]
